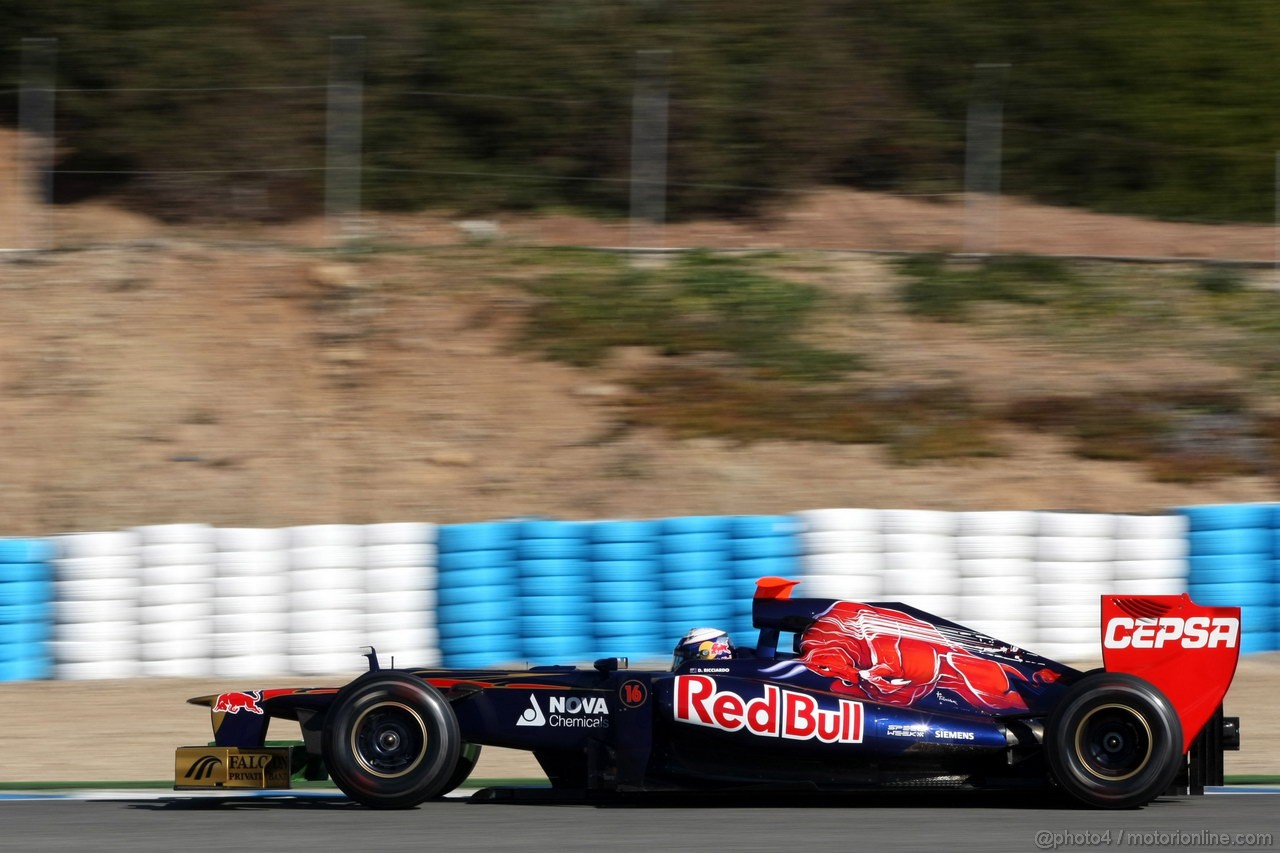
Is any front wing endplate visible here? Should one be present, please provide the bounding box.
[175,746,293,790]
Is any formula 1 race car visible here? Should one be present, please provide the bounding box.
[174,577,1241,809]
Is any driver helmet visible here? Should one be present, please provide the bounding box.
[672,627,734,670]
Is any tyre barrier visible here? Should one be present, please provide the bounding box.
[3,503,1277,681]
[0,538,54,682]
[1179,503,1278,655]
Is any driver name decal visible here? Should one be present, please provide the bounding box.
[675,675,863,744]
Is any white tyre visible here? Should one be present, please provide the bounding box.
[363,626,431,655]
[363,543,438,571]
[140,601,214,623]
[365,588,437,615]
[363,566,430,595]
[1113,538,1188,562]
[54,598,133,624]
[289,589,352,612]
[794,508,881,532]
[215,550,289,576]
[140,657,213,677]
[54,659,141,680]
[56,531,139,560]
[1035,536,1114,563]
[50,639,137,664]
[215,527,289,552]
[958,558,1034,579]
[139,543,213,568]
[882,594,959,620]
[1112,559,1187,581]
[55,577,137,602]
[882,533,954,554]
[213,654,290,678]
[213,594,289,617]
[1112,578,1187,596]
[55,620,137,644]
[362,522,438,546]
[53,556,139,582]
[289,546,364,572]
[1036,512,1116,538]
[288,651,364,676]
[289,567,363,594]
[367,609,438,633]
[1112,514,1187,540]
[1036,604,1100,629]
[1033,641,1099,664]
[290,609,362,634]
[140,619,210,645]
[880,509,957,535]
[800,552,884,576]
[1035,583,1111,607]
[139,637,210,661]
[799,573,883,600]
[881,566,961,597]
[882,551,956,575]
[138,582,211,607]
[140,563,214,586]
[133,524,213,545]
[798,529,881,554]
[288,525,363,549]
[213,611,287,635]
[1037,625,1105,645]
[1034,561,1112,585]
[212,574,288,599]
[959,619,1037,648]
[955,536,1036,561]
[288,629,360,656]
[956,511,1038,537]
[211,631,287,658]
[960,575,1033,597]
[959,594,1034,620]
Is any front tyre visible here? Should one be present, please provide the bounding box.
[322,672,461,809]
[1045,672,1183,809]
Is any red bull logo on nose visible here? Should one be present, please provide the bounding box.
[213,691,264,715]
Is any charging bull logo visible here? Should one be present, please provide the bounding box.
[213,691,264,715]
[775,602,1059,712]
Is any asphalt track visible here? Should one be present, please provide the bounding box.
[2,789,1276,853]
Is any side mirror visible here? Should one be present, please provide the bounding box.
[593,657,628,672]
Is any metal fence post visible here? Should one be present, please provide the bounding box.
[18,37,57,252]
[326,35,364,248]
[964,62,1009,256]
[629,49,670,255]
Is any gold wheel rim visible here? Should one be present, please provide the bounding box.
[350,700,428,779]
[1074,702,1153,782]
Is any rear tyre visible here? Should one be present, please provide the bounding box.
[322,672,461,809]
[437,743,483,798]
[1045,672,1183,809]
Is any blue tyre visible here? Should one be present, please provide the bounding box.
[661,516,732,535]
[590,520,659,543]
[1177,504,1273,532]
[438,523,517,552]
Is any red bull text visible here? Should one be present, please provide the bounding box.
[675,675,863,744]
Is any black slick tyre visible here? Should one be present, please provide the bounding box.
[437,743,483,798]
[322,671,461,809]
[1045,671,1183,809]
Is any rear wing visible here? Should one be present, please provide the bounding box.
[1101,594,1242,792]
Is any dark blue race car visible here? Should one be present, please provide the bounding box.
[174,577,1242,809]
